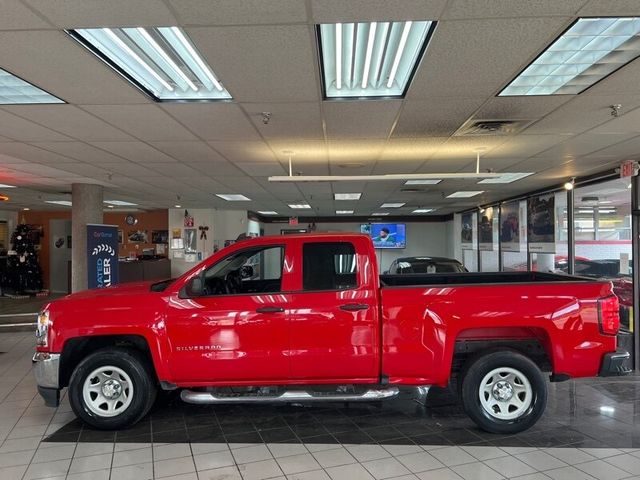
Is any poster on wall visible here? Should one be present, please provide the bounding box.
[152,230,168,244]
[87,224,118,289]
[500,202,520,252]
[184,228,197,253]
[128,229,148,243]
[478,207,495,251]
[528,193,556,253]
[461,212,474,249]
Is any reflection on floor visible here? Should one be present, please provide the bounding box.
[1,331,639,480]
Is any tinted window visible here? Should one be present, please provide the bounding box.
[303,242,357,291]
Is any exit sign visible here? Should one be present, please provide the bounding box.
[289,217,298,225]
[620,160,636,178]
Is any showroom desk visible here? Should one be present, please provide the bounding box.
[119,258,171,283]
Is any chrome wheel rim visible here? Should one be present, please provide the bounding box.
[479,367,532,421]
[82,366,133,417]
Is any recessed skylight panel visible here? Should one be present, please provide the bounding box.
[0,68,63,104]
[318,20,436,98]
[500,17,640,96]
[69,27,232,101]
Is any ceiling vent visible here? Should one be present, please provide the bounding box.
[455,119,533,136]
[400,187,426,193]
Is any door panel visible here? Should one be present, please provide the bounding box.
[288,241,379,380]
[166,293,290,383]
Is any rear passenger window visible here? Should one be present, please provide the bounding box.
[303,242,357,291]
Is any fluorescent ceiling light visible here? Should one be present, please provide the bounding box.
[216,194,251,201]
[269,172,499,182]
[405,179,441,185]
[288,203,311,209]
[0,183,17,188]
[104,200,138,206]
[258,211,278,215]
[380,202,405,208]
[0,67,63,104]
[371,212,390,216]
[334,193,362,200]
[318,20,436,98]
[478,172,534,184]
[45,200,72,206]
[500,17,640,96]
[413,208,434,213]
[68,27,231,101]
[336,210,354,214]
[447,191,484,198]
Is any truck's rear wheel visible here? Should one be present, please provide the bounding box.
[460,350,547,434]
[69,348,156,430]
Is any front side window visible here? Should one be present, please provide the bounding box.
[201,246,283,295]
[303,242,357,291]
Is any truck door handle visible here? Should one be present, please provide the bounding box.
[256,306,285,314]
[340,303,370,311]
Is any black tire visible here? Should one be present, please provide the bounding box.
[459,350,547,434]
[68,347,157,430]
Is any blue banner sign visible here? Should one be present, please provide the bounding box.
[87,224,119,289]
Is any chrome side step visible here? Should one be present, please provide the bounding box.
[180,387,400,405]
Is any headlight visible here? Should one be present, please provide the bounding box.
[36,310,49,347]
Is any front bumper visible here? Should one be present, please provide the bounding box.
[599,349,632,377]
[32,352,60,407]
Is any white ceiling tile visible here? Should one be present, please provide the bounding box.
[525,94,640,135]
[0,30,148,104]
[99,162,155,177]
[161,103,261,141]
[327,139,385,163]
[244,102,324,140]
[442,0,587,19]
[484,134,571,160]
[268,139,328,162]
[149,141,226,162]
[408,17,572,98]
[536,133,639,158]
[183,161,245,177]
[90,141,178,163]
[578,0,640,16]
[208,141,277,163]
[0,1,52,30]
[6,162,82,178]
[394,97,485,137]
[30,141,130,164]
[236,162,287,176]
[475,96,572,121]
[0,110,71,141]
[49,162,110,177]
[589,107,640,135]
[186,25,320,102]
[311,0,447,22]
[3,105,133,141]
[24,0,177,27]
[0,142,74,163]
[82,105,197,141]
[143,163,204,177]
[169,0,308,25]
[324,101,401,139]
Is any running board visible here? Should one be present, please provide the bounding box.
[180,387,400,405]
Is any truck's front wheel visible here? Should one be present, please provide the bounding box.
[460,350,547,434]
[69,348,156,430]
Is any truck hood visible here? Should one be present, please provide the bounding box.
[58,281,155,301]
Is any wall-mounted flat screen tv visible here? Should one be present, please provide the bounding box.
[361,223,406,249]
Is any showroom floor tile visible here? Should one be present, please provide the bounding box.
[0,331,639,479]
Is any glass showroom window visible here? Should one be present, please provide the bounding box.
[500,200,528,271]
[574,178,633,336]
[529,191,567,272]
[458,211,478,272]
[479,206,500,272]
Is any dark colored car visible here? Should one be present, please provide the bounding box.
[386,256,467,274]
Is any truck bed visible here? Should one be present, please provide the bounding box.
[380,271,593,287]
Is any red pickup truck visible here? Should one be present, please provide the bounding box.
[33,233,630,434]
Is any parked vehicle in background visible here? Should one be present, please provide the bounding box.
[33,234,629,434]
[385,256,467,274]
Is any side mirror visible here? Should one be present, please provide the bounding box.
[186,276,203,297]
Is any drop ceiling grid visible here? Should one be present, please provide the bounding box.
[0,1,639,212]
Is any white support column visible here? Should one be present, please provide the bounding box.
[71,183,103,292]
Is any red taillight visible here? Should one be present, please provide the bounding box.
[598,295,620,335]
